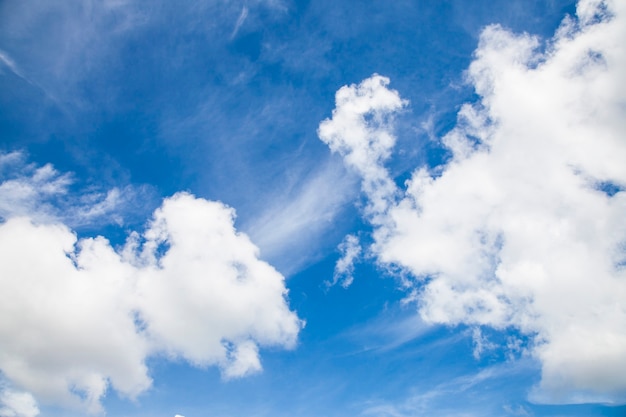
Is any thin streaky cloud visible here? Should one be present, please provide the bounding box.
[0,49,63,109]
[230,6,249,40]
[0,50,33,86]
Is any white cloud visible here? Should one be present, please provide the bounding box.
[340,307,433,354]
[133,194,302,366]
[0,191,302,413]
[361,362,527,417]
[318,74,407,222]
[0,389,39,417]
[327,234,361,288]
[221,340,262,379]
[0,50,30,84]
[0,151,152,228]
[0,151,71,222]
[320,0,626,404]
[245,159,357,275]
[230,5,249,39]
[471,328,496,360]
[502,404,531,417]
[0,0,287,110]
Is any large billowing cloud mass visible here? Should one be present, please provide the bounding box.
[0,185,302,414]
[320,0,626,404]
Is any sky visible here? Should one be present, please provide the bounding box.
[0,0,625,416]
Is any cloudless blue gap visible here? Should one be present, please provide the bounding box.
[595,181,623,198]
[531,404,626,416]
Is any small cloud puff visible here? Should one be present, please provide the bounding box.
[327,234,361,288]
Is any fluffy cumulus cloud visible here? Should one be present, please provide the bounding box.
[320,0,626,404]
[0,185,302,413]
[318,74,407,221]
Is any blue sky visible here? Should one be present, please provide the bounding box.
[1,0,626,416]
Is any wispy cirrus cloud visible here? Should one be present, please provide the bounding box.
[245,159,358,275]
[320,0,626,404]
[0,50,28,82]
[361,361,534,417]
[0,151,153,229]
[230,6,249,39]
